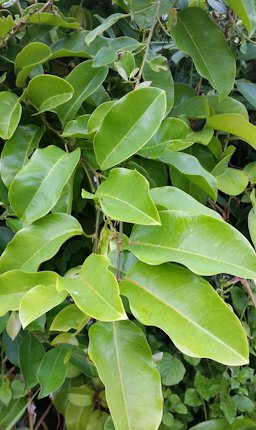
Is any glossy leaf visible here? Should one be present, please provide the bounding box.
[37,347,68,398]
[25,75,74,114]
[1,124,45,188]
[171,8,235,97]
[68,385,94,407]
[87,101,115,134]
[150,186,221,220]
[0,213,82,274]
[89,321,163,430]
[50,304,90,332]
[189,419,230,429]
[94,87,166,169]
[28,12,79,29]
[207,114,256,150]
[0,398,27,430]
[20,284,67,328]
[55,61,108,124]
[9,146,80,225]
[93,37,141,68]
[62,115,92,139]
[126,210,256,279]
[57,254,126,321]
[0,270,58,316]
[19,333,45,389]
[15,42,52,87]
[0,92,22,140]
[225,0,256,36]
[160,151,217,200]
[95,168,160,225]
[120,262,248,365]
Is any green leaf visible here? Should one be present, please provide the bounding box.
[0,92,22,140]
[189,419,230,430]
[19,333,45,389]
[62,115,93,139]
[143,62,174,114]
[157,353,186,386]
[68,385,94,407]
[28,12,79,29]
[1,124,45,188]
[225,0,256,36]
[25,75,74,114]
[95,168,160,225]
[94,87,166,170]
[15,42,52,87]
[89,321,163,430]
[50,304,90,332]
[150,186,221,219]
[9,146,80,225]
[160,151,217,200]
[121,261,248,365]
[171,7,235,97]
[216,168,249,196]
[65,403,93,430]
[20,284,67,328]
[0,270,58,316]
[207,114,256,150]
[93,37,141,68]
[236,79,256,109]
[0,15,15,38]
[87,101,115,135]
[50,30,106,59]
[85,13,127,45]
[126,210,256,279]
[0,398,27,430]
[57,254,126,321]
[55,60,108,124]
[0,213,82,274]
[37,347,68,398]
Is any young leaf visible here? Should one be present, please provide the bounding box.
[0,213,82,274]
[120,262,249,365]
[89,321,163,430]
[65,403,93,430]
[54,60,108,124]
[96,168,160,225]
[19,285,67,328]
[19,333,45,389]
[57,254,127,321]
[25,75,74,114]
[1,124,45,188]
[126,210,256,279]
[9,146,80,225]
[15,42,52,87]
[236,79,256,109]
[37,347,68,398]
[0,92,22,140]
[0,270,58,316]
[171,7,235,97]
[94,87,166,169]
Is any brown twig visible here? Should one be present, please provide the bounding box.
[34,401,52,430]
[241,278,256,308]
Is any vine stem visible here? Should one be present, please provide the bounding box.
[34,402,52,430]
[241,279,256,308]
[135,1,160,87]
[116,221,123,282]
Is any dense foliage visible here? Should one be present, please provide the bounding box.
[1,0,256,429]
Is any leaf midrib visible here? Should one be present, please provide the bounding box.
[124,277,246,361]
[128,240,256,278]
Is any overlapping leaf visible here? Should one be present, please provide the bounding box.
[120,262,248,365]
[89,321,163,430]
[126,210,256,279]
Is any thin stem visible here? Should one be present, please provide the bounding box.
[116,221,123,282]
[135,1,160,86]
[241,279,256,308]
[93,206,101,254]
[34,402,52,430]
